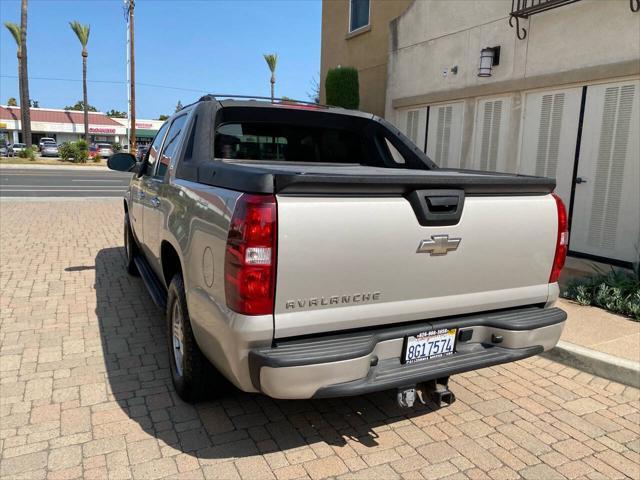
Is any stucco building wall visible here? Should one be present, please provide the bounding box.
[320,0,413,116]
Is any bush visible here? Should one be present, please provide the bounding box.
[73,140,88,163]
[58,141,88,163]
[113,143,121,153]
[58,142,73,161]
[18,146,36,160]
[563,263,640,320]
[325,66,359,109]
[93,153,102,163]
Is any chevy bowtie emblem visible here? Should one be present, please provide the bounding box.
[417,235,461,256]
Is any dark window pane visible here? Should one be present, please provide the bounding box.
[215,122,369,165]
[350,0,370,31]
[156,115,187,178]
[146,122,169,170]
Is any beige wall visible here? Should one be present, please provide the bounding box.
[386,0,640,119]
[320,0,413,116]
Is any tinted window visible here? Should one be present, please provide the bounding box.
[146,122,169,172]
[350,0,370,32]
[156,115,187,178]
[215,122,368,164]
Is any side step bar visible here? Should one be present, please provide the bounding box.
[134,255,167,309]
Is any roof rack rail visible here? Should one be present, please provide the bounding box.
[198,94,331,109]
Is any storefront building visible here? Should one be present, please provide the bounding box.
[0,105,161,147]
[112,118,165,147]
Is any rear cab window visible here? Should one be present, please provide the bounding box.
[215,123,368,164]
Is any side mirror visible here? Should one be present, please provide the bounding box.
[107,153,137,172]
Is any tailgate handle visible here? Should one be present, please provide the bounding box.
[426,196,459,213]
[407,189,465,227]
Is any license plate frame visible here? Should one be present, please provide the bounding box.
[402,328,457,364]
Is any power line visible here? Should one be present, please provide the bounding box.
[0,74,209,93]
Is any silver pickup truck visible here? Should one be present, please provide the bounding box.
[107,95,568,407]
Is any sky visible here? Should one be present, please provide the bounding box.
[0,0,322,119]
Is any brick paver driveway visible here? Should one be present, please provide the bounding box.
[1,199,639,480]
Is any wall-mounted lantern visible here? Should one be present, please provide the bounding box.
[478,46,501,77]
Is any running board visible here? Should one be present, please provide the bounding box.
[133,255,167,309]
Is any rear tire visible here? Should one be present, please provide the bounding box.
[167,273,211,402]
[124,213,139,276]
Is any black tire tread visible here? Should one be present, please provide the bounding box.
[167,273,209,402]
[124,213,139,276]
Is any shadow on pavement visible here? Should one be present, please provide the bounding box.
[91,247,440,459]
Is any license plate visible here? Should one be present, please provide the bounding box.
[403,328,457,364]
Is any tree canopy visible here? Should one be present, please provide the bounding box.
[65,100,98,112]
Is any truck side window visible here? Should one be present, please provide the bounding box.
[384,137,406,165]
[146,122,169,173]
[156,115,187,179]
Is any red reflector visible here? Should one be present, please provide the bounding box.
[224,194,277,315]
[549,193,568,283]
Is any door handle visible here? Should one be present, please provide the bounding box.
[150,197,161,208]
[576,177,588,184]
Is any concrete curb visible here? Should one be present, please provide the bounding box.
[542,340,640,388]
[0,163,108,171]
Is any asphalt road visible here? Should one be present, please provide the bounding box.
[0,168,132,197]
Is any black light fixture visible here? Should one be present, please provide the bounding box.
[478,46,501,77]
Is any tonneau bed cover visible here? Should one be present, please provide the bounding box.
[194,161,556,195]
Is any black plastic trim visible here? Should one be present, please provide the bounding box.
[313,344,543,398]
[249,307,565,371]
[407,189,465,226]
[133,255,167,309]
[195,161,555,196]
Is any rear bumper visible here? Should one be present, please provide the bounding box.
[249,307,566,399]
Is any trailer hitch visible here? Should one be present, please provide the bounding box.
[397,377,456,408]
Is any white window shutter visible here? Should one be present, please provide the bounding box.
[426,102,464,168]
[473,97,510,172]
[518,87,581,208]
[587,84,636,250]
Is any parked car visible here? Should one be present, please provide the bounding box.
[41,142,59,157]
[38,137,56,151]
[107,96,568,406]
[136,144,149,160]
[8,143,27,157]
[96,143,114,159]
[0,143,7,157]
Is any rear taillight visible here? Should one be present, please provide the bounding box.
[224,194,277,315]
[549,193,568,283]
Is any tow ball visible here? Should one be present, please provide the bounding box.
[397,378,456,408]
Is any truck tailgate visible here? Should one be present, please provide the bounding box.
[274,194,557,338]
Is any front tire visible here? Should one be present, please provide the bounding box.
[166,273,210,402]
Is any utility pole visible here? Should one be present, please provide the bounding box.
[128,0,136,151]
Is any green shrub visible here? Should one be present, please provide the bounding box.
[113,143,121,153]
[93,153,102,163]
[58,141,88,163]
[325,66,359,109]
[18,146,36,160]
[563,262,640,320]
[58,143,73,161]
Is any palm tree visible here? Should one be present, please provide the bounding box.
[69,21,90,142]
[4,16,32,146]
[263,53,278,102]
